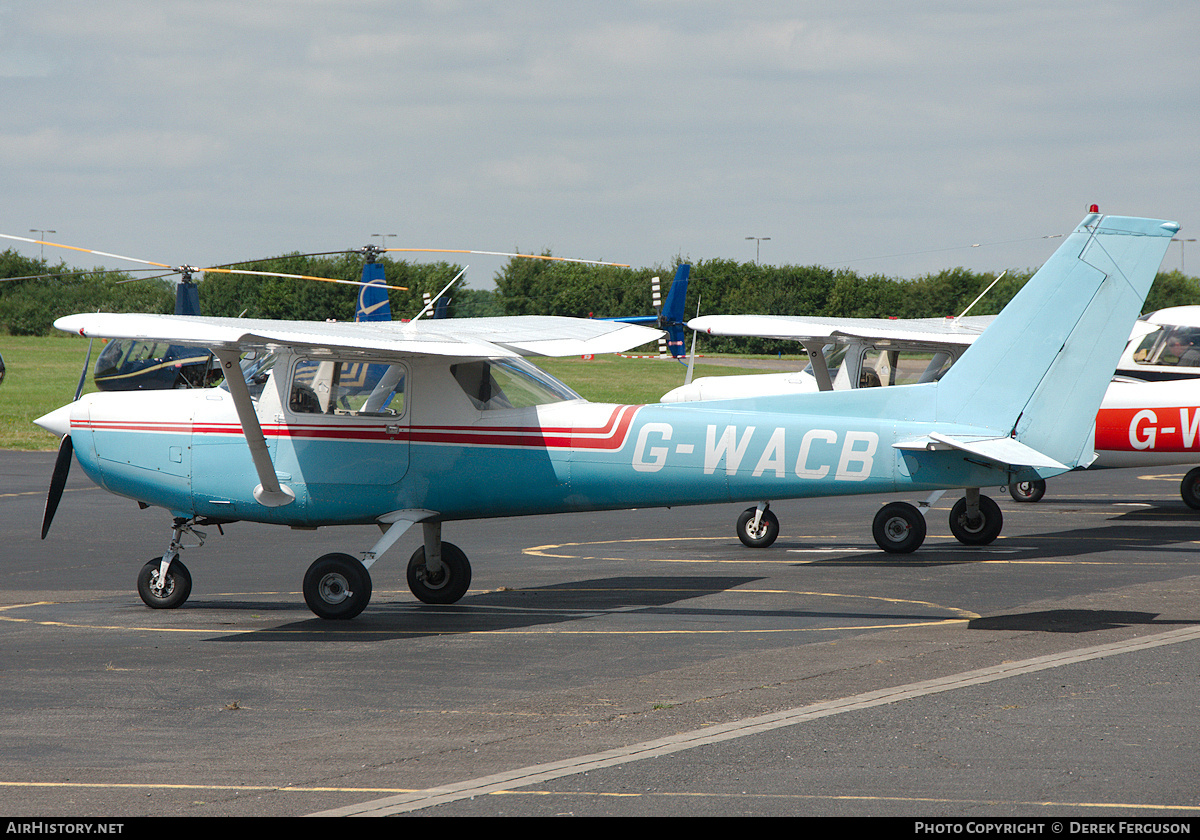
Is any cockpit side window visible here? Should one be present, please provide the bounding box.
[450,358,581,410]
[289,358,407,417]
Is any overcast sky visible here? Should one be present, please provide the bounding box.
[2,1,1196,291]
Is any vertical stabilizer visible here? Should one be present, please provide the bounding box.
[935,213,1178,467]
[661,264,690,357]
[356,262,392,322]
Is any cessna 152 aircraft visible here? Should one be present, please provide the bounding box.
[34,212,1177,619]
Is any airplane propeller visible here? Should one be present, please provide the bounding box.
[41,434,73,540]
[40,335,95,539]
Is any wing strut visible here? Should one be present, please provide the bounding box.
[213,349,295,507]
[800,341,834,391]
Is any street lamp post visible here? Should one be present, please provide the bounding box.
[1173,237,1197,275]
[29,229,56,262]
[745,236,770,264]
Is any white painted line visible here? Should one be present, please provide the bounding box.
[310,625,1200,817]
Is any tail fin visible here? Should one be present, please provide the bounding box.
[356,262,392,322]
[661,264,690,358]
[935,212,1178,467]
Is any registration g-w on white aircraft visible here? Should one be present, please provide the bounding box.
[35,212,1177,619]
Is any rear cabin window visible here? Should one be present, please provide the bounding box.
[450,358,581,410]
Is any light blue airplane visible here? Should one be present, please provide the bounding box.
[35,212,1178,619]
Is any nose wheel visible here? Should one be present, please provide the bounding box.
[736,505,780,548]
[137,557,192,609]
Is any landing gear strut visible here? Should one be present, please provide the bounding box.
[136,518,203,609]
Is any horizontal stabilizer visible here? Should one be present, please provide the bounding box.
[894,433,1067,471]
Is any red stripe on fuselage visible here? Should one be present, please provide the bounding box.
[73,405,642,451]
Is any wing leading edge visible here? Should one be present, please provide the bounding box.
[54,313,664,359]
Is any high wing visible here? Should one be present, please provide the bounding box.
[54,313,663,359]
[689,313,995,345]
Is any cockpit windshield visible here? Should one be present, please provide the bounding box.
[220,350,279,400]
[1131,325,1200,368]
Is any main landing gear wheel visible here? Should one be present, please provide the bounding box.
[137,558,192,609]
[303,553,372,620]
[949,495,1004,545]
[872,502,926,554]
[736,506,780,548]
[1008,479,1046,503]
[1181,467,1200,510]
[407,542,472,605]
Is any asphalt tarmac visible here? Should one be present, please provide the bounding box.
[2,450,1199,819]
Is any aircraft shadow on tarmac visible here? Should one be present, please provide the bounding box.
[205,574,960,642]
[968,609,1200,633]
[209,575,761,641]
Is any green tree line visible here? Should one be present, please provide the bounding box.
[3,247,1197,354]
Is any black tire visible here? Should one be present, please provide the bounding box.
[872,502,927,554]
[407,542,472,605]
[736,506,780,548]
[1182,468,1200,510]
[949,495,1004,545]
[137,558,192,609]
[1008,479,1046,503]
[303,553,372,619]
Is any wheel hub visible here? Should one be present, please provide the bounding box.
[318,572,351,604]
[417,564,448,589]
[884,516,910,540]
[956,513,986,534]
[150,570,173,598]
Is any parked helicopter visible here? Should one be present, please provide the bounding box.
[91,245,418,390]
[34,212,1177,619]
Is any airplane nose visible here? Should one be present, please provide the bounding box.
[35,404,73,438]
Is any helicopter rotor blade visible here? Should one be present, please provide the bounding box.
[384,248,629,267]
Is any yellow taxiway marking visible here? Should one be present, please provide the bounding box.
[0,590,976,635]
